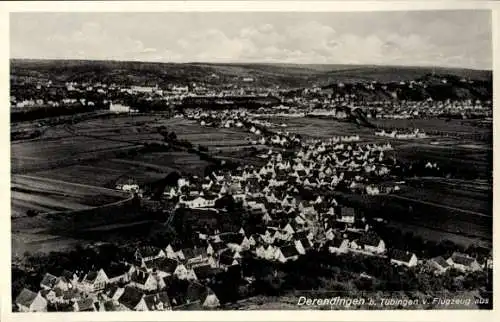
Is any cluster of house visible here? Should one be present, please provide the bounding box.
[374,129,427,139]
[15,244,228,312]
[185,109,288,131]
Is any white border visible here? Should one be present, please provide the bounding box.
[1,1,498,322]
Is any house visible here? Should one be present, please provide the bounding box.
[275,245,300,263]
[135,246,166,262]
[15,288,48,312]
[61,270,79,286]
[219,253,239,267]
[166,280,219,309]
[165,244,178,259]
[207,241,227,256]
[177,247,210,266]
[446,252,482,272]
[264,245,277,260]
[338,207,356,224]
[73,298,97,312]
[193,265,222,282]
[294,238,313,255]
[390,249,418,267]
[61,288,81,303]
[327,238,350,254]
[143,257,179,277]
[129,270,166,291]
[102,284,125,302]
[173,264,197,280]
[352,233,386,254]
[144,292,172,311]
[325,228,335,240]
[220,233,251,252]
[77,269,109,293]
[118,286,148,311]
[107,262,134,284]
[40,273,70,291]
[428,256,451,274]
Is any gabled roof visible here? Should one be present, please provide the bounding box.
[431,256,450,268]
[220,233,245,245]
[76,298,95,312]
[106,262,131,279]
[118,286,145,310]
[83,270,99,283]
[144,257,178,274]
[299,238,312,250]
[280,245,299,258]
[390,249,415,263]
[136,246,162,259]
[15,288,38,307]
[450,252,477,266]
[61,270,76,281]
[130,270,150,285]
[209,241,227,253]
[180,247,208,260]
[103,284,120,298]
[219,254,236,266]
[294,231,309,240]
[328,237,348,248]
[62,288,79,300]
[40,273,58,288]
[144,292,171,310]
[358,232,382,247]
[341,207,356,217]
[193,265,222,280]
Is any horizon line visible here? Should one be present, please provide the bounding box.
[9,57,492,72]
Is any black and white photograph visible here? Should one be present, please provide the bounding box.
[6,3,495,316]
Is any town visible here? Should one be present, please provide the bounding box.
[11,61,493,312]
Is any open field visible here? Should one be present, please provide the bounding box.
[11,174,130,217]
[372,118,492,136]
[11,113,493,254]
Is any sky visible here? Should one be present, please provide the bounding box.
[9,11,492,70]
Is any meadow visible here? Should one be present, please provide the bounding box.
[11,174,129,217]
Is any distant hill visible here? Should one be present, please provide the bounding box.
[10,59,492,90]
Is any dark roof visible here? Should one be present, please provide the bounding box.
[186,282,209,303]
[341,207,356,217]
[144,257,178,274]
[15,288,38,307]
[136,246,162,259]
[130,270,150,285]
[76,298,95,312]
[328,238,347,248]
[209,241,227,253]
[193,265,221,280]
[103,284,119,298]
[83,270,99,283]
[358,232,382,247]
[280,245,299,258]
[61,270,75,280]
[144,292,171,311]
[299,238,312,250]
[450,252,477,266]
[62,288,79,300]
[181,247,207,260]
[106,262,131,279]
[40,273,57,288]
[390,249,415,263]
[118,286,145,310]
[220,233,245,245]
[104,300,117,311]
[219,254,236,266]
[431,256,450,268]
[294,231,309,240]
